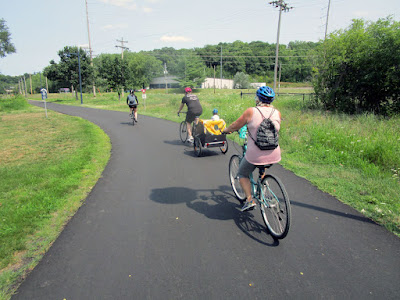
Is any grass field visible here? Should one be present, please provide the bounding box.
[0,96,111,299]
[29,87,400,237]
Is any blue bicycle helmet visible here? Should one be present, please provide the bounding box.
[213,108,218,114]
[256,86,275,103]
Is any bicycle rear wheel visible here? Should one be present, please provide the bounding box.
[260,174,291,239]
[193,137,202,157]
[220,140,228,154]
[228,155,246,202]
[179,121,188,143]
[132,115,135,126]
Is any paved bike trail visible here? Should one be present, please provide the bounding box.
[13,101,400,299]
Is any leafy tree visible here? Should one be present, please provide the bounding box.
[95,53,127,100]
[124,52,163,89]
[177,52,206,88]
[0,74,19,94]
[233,72,251,89]
[44,46,93,100]
[0,19,16,58]
[313,17,400,115]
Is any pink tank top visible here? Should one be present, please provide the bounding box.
[245,106,281,165]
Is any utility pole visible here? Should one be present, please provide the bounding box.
[85,0,96,97]
[23,76,27,96]
[269,1,293,92]
[324,0,331,40]
[116,38,129,97]
[29,74,32,94]
[220,45,223,89]
[115,38,129,59]
[213,64,216,94]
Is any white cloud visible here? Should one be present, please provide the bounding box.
[160,35,193,42]
[353,11,370,18]
[79,44,89,49]
[143,7,153,13]
[100,0,137,10]
[102,24,128,30]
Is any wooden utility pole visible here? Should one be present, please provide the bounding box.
[23,76,27,96]
[85,0,96,97]
[116,38,129,98]
[46,77,49,92]
[115,38,129,59]
[220,45,223,89]
[29,74,33,94]
[213,65,216,94]
[324,0,331,40]
[269,1,293,92]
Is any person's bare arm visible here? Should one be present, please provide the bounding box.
[223,108,253,133]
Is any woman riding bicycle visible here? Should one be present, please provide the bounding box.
[223,86,282,212]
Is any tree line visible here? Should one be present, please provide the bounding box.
[1,40,319,96]
[1,17,399,115]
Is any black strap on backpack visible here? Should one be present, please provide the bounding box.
[248,107,277,149]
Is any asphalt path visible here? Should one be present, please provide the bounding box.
[13,101,400,299]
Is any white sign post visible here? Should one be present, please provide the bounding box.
[142,89,147,109]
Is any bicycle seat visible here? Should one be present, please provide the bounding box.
[257,164,272,169]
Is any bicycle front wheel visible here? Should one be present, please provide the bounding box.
[179,121,188,142]
[260,174,291,239]
[228,155,246,202]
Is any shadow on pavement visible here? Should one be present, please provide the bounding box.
[291,200,377,225]
[149,186,279,246]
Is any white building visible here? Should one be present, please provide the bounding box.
[201,78,234,89]
[250,82,266,88]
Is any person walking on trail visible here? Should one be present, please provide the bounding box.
[223,86,282,212]
[127,89,139,123]
[177,87,203,143]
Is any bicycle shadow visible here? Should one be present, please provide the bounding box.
[149,186,279,246]
[120,122,135,126]
[164,140,188,146]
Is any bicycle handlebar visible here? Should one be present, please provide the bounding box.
[178,111,188,117]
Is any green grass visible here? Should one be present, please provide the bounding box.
[0,97,111,299]
[29,88,400,236]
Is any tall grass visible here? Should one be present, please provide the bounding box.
[29,89,399,236]
[0,96,31,112]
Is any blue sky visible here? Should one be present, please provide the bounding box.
[1,0,399,76]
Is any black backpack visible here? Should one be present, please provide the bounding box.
[248,107,279,150]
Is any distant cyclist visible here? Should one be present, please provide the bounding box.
[177,87,203,143]
[223,86,282,211]
[127,89,139,122]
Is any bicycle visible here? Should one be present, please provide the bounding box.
[130,112,136,126]
[228,126,291,239]
[178,112,197,143]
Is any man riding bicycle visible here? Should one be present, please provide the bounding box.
[177,87,203,143]
[127,89,139,122]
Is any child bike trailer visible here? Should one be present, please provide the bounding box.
[193,119,228,157]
